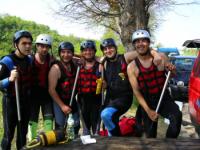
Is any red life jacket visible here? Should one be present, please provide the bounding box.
[77,61,100,94]
[56,61,76,103]
[33,55,49,88]
[135,57,166,96]
[32,54,55,89]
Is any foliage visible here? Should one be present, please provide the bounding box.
[55,0,199,51]
[0,15,105,58]
[182,48,199,56]
[0,93,2,141]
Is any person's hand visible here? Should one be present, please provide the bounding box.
[165,62,176,71]
[77,57,85,66]
[99,56,107,64]
[61,105,72,115]
[147,108,158,122]
[9,68,18,82]
[102,80,107,90]
[153,53,162,66]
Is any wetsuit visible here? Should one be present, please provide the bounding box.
[0,53,32,150]
[101,55,133,136]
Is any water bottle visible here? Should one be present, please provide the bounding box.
[67,113,75,140]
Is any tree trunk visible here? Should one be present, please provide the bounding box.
[118,0,149,51]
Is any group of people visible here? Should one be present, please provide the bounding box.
[0,29,182,150]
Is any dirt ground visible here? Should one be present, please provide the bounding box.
[125,103,199,139]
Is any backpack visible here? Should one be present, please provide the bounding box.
[119,116,136,136]
[99,116,137,136]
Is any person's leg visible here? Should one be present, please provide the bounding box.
[139,106,158,138]
[101,107,121,136]
[79,95,91,135]
[16,102,30,150]
[42,96,53,132]
[53,101,66,130]
[139,98,159,138]
[28,100,40,140]
[72,112,80,137]
[134,105,143,137]
[91,95,101,135]
[1,96,17,150]
[160,100,182,138]
[101,95,133,136]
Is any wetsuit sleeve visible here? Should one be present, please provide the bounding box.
[0,63,11,89]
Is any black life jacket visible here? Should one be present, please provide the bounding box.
[6,54,32,98]
[77,61,100,94]
[135,57,166,99]
[105,54,132,98]
[56,61,76,104]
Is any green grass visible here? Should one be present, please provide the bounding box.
[0,93,3,141]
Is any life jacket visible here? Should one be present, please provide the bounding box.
[105,54,132,98]
[56,61,76,103]
[135,57,166,98]
[77,61,100,94]
[32,54,55,89]
[0,54,32,98]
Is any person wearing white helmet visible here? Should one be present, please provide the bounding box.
[28,34,56,140]
[99,37,163,136]
[127,29,182,138]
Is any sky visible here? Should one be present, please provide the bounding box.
[0,0,200,48]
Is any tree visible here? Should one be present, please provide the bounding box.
[0,15,95,57]
[55,0,199,51]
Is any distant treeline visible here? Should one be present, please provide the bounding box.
[0,15,126,58]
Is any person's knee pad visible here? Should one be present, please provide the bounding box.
[101,107,117,131]
[44,118,53,131]
[29,121,38,139]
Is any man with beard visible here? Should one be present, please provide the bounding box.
[48,42,80,135]
[29,34,55,140]
[100,38,162,136]
[0,30,33,150]
[77,40,102,135]
[127,29,182,138]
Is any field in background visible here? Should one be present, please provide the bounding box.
[0,93,3,140]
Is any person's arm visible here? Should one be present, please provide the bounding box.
[157,53,176,74]
[48,64,72,115]
[0,63,18,89]
[124,49,162,65]
[127,61,158,122]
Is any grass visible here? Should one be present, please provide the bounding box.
[0,93,3,141]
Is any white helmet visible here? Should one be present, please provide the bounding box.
[35,34,52,47]
[132,29,150,43]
